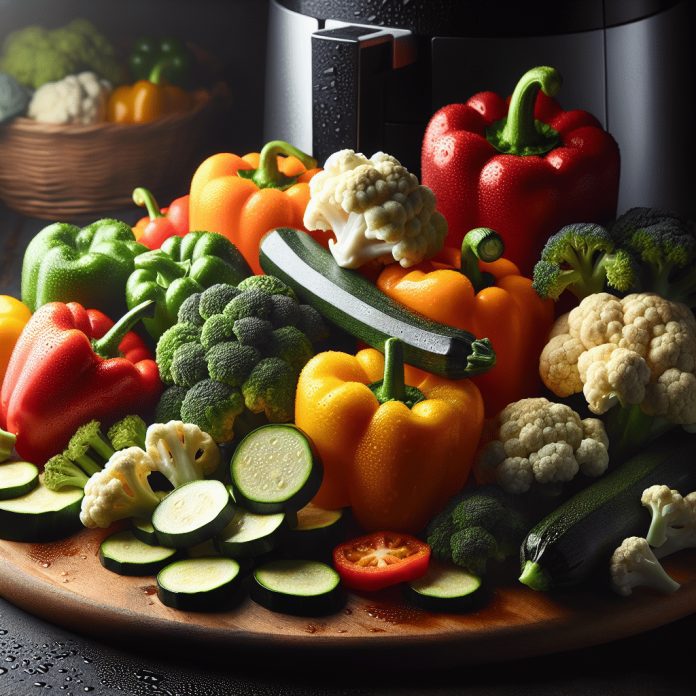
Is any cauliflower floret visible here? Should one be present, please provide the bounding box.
[476,397,610,495]
[610,536,680,597]
[303,149,447,269]
[641,485,696,558]
[28,71,110,125]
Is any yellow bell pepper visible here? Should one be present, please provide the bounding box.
[295,338,484,533]
[0,295,31,386]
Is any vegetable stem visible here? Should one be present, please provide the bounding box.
[369,338,425,408]
[519,560,551,591]
[460,228,504,293]
[91,300,154,359]
[132,187,164,220]
[239,140,317,191]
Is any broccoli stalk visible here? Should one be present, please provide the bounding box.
[66,420,115,475]
[43,453,90,491]
[107,415,147,452]
[532,223,636,300]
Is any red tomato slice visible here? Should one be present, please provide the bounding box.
[333,531,431,592]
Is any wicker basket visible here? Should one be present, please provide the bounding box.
[0,91,219,219]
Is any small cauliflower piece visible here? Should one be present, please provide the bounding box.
[610,536,680,597]
[28,71,111,124]
[641,486,696,558]
[303,149,447,269]
[145,420,220,489]
[80,447,159,528]
[475,397,610,495]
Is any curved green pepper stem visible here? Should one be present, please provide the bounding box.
[91,300,154,359]
[147,58,173,85]
[237,140,317,191]
[460,227,505,293]
[487,66,562,156]
[133,187,164,220]
[369,338,425,408]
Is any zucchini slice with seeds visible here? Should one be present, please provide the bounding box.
[404,563,487,612]
[215,506,288,558]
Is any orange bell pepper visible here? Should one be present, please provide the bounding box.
[0,295,31,387]
[377,228,554,417]
[295,338,484,533]
[189,140,328,274]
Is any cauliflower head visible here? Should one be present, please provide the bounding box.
[303,149,447,269]
[610,536,680,597]
[540,293,696,427]
[475,397,609,494]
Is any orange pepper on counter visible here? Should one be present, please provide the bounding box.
[295,338,484,533]
[0,295,31,387]
[189,140,328,274]
[377,228,554,417]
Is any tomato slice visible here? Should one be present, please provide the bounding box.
[333,531,431,592]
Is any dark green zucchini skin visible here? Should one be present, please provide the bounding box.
[521,433,696,589]
[259,228,496,379]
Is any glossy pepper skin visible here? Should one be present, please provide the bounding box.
[0,301,162,464]
[0,295,31,387]
[21,219,147,319]
[129,36,192,87]
[132,187,189,250]
[126,231,252,341]
[295,339,484,533]
[378,229,554,417]
[422,66,620,276]
[189,140,327,274]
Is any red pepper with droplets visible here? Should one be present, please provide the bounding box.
[0,300,162,464]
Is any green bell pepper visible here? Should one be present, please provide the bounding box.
[126,231,253,340]
[129,36,192,87]
[21,219,147,319]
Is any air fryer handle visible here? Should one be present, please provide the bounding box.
[311,25,414,164]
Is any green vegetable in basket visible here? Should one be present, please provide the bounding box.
[129,36,193,87]
[125,232,253,341]
[21,219,147,319]
[0,72,30,123]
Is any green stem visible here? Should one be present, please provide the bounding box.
[91,300,154,359]
[487,66,562,156]
[132,187,164,220]
[148,58,172,85]
[238,140,317,190]
[0,427,16,463]
[460,228,505,293]
[369,338,425,408]
[519,560,551,591]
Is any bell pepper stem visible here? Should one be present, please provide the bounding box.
[134,251,189,284]
[241,140,318,190]
[133,187,164,220]
[369,338,425,408]
[148,58,173,85]
[460,228,505,293]
[91,300,155,359]
[487,66,562,156]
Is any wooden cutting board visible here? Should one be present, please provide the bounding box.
[0,528,694,666]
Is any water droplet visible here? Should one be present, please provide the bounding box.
[83,688,94,692]
[0,667,6,675]
[41,562,50,568]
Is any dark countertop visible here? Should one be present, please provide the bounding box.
[0,205,694,695]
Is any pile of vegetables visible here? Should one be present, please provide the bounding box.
[0,62,695,622]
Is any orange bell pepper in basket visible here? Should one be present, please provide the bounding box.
[377,228,554,417]
[189,140,327,274]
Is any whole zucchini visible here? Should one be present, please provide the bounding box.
[259,228,495,379]
[520,432,696,591]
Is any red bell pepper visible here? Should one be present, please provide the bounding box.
[132,187,190,250]
[422,66,620,275]
[0,300,162,464]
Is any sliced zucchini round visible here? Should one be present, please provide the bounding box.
[230,424,322,514]
[157,557,243,611]
[152,480,235,548]
[215,507,288,559]
[404,563,487,612]
[99,530,178,576]
[282,504,346,559]
[0,461,39,500]
[0,480,83,542]
[132,517,158,545]
[251,559,345,617]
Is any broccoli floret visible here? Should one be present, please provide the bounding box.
[532,222,637,300]
[199,284,240,320]
[206,341,261,387]
[200,313,236,351]
[267,326,314,374]
[450,526,499,576]
[180,379,245,444]
[107,415,147,451]
[426,516,456,562]
[155,385,188,423]
[156,322,201,384]
[43,453,90,491]
[66,420,114,475]
[223,289,273,321]
[296,304,329,344]
[176,293,204,326]
[610,207,696,308]
[268,293,301,328]
[237,275,296,300]
[241,357,296,422]
[233,316,274,348]
[170,342,209,388]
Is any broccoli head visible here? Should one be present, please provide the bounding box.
[200,313,236,351]
[43,453,90,491]
[267,326,314,374]
[241,357,296,422]
[156,322,202,384]
[206,341,261,387]
[177,293,204,326]
[232,316,274,348]
[66,420,114,476]
[155,385,188,423]
[296,304,329,344]
[268,293,302,328]
[237,274,296,299]
[107,415,147,452]
[223,288,273,321]
[170,342,209,388]
[198,283,240,320]
[532,222,637,301]
[180,379,245,444]
[450,526,499,576]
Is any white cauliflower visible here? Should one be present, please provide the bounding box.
[28,71,110,125]
[641,485,696,558]
[610,536,680,597]
[540,293,696,428]
[80,447,160,528]
[475,397,610,494]
[303,149,447,269]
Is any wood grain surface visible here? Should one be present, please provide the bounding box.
[0,528,694,666]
